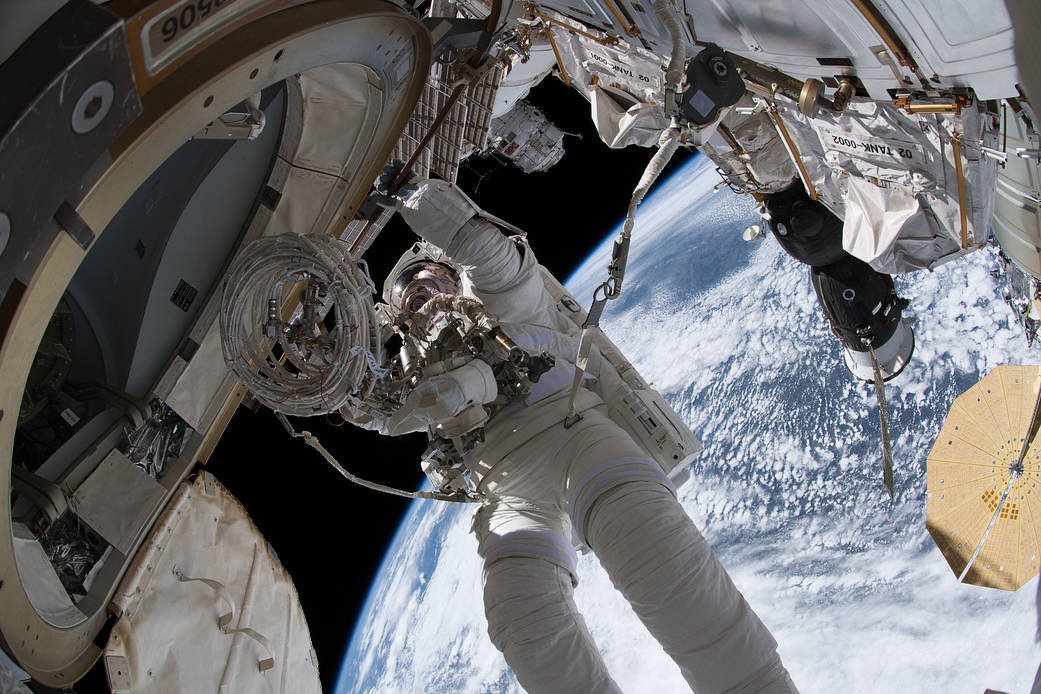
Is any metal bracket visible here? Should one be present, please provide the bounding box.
[892,94,970,115]
[54,201,95,251]
[0,0,141,302]
[421,17,490,63]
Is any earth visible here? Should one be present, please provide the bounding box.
[335,154,1040,693]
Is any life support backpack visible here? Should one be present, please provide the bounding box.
[538,266,702,488]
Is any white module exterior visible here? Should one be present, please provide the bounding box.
[493,42,559,117]
[679,0,1017,99]
[103,472,320,694]
[490,100,568,173]
[531,0,1018,98]
[992,109,1041,279]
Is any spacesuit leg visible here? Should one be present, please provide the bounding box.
[476,496,623,694]
[483,555,623,694]
[583,481,798,694]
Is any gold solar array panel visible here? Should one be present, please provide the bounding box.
[926,365,1041,591]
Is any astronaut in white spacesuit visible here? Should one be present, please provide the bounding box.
[378,177,798,694]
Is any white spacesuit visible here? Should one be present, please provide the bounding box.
[379,178,798,694]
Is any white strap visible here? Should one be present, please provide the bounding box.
[175,570,234,629]
[224,626,276,672]
[564,327,597,427]
[178,569,277,674]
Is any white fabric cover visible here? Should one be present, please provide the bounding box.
[842,176,923,263]
[11,523,84,628]
[591,88,671,149]
[266,63,382,238]
[294,64,380,181]
[104,473,320,694]
[72,450,167,556]
[393,184,796,693]
[772,98,998,273]
[165,314,228,430]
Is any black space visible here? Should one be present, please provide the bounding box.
[74,77,696,693]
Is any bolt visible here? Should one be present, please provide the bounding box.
[709,56,729,78]
[71,81,114,134]
[83,95,103,119]
[776,222,788,236]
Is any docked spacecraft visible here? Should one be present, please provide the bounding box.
[0,0,1038,690]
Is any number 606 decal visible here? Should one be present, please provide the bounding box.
[144,0,248,72]
[159,0,233,44]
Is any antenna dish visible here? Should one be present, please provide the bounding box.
[742,224,764,242]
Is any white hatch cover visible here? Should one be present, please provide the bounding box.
[102,472,320,693]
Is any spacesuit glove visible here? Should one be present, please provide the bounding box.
[370,159,419,210]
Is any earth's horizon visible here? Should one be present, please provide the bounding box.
[336,153,1040,693]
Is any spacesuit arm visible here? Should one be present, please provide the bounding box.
[387,359,499,436]
[396,179,480,251]
[398,180,559,326]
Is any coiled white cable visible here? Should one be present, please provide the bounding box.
[220,233,384,416]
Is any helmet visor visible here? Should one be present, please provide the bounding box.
[389,262,460,314]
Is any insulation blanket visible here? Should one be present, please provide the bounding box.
[780,98,999,273]
[545,15,670,148]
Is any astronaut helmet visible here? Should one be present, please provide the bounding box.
[383,241,462,315]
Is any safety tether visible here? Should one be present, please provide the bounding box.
[276,412,484,503]
[564,124,683,427]
[562,0,688,427]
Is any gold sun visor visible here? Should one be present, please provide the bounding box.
[926,364,1041,591]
